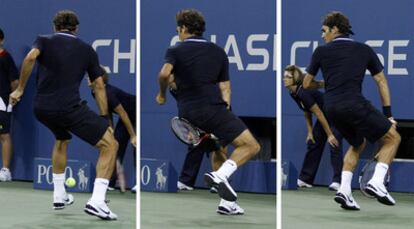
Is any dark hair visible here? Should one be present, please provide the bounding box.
[53,10,79,32]
[0,28,4,40]
[323,11,354,35]
[284,65,305,86]
[176,9,205,36]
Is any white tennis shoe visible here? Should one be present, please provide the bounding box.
[53,193,74,210]
[365,180,395,205]
[84,199,118,220]
[0,168,12,182]
[334,191,360,210]
[217,199,244,215]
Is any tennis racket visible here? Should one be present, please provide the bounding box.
[171,116,218,147]
[359,159,390,198]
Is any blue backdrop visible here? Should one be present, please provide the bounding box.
[282,0,414,186]
[141,0,276,180]
[0,0,136,186]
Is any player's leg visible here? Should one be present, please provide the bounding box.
[51,139,74,210]
[84,127,118,220]
[365,125,400,205]
[205,129,260,202]
[353,101,400,205]
[211,146,227,171]
[0,133,12,181]
[0,111,13,181]
[33,108,75,209]
[334,139,366,210]
[63,104,119,220]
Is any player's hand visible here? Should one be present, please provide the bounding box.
[130,135,136,147]
[306,133,315,144]
[9,88,24,106]
[327,134,339,148]
[156,93,166,105]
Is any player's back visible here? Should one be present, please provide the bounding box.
[313,39,382,106]
[167,38,228,111]
[34,32,99,111]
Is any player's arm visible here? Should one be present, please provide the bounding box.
[373,71,394,122]
[10,48,40,105]
[309,104,339,147]
[10,80,18,91]
[91,77,110,120]
[156,63,173,105]
[219,81,231,108]
[304,111,315,143]
[114,104,136,147]
[303,73,324,89]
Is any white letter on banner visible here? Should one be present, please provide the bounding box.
[46,165,53,184]
[141,165,151,185]
[290,41,311,67]
[38,165,47,184]
[92,39,112,73]
[388,40,409,75]
[224,35,244,70]
[113,39,136,74]
[170,36,180,46]
[246,34,269,71]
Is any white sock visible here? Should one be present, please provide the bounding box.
[53,173,66,197]
[216,160,238,179]
[91,178,109,203]
[338,171,353,195]
[371,162,389,183]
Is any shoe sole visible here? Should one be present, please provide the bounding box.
[53,199,74,210]
[334,196,360,210]
[84,205,117,220]
[364,187,395,206]
[204,173,219,189]
[216,207,244,215]
[218,182,237,202]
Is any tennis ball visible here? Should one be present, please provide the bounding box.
[65,177,76,188]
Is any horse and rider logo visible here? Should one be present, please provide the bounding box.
[77,164,89,190]
[156,163,167,190]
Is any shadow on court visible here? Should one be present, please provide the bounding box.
[283,187,414,229]
[0,182,135,229]
[141,189,276,229]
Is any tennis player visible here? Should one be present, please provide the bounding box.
[0,28,19,182]
[169,75,225,193]
[9,10,119,220]
[156,9,260,215]
[303,11,401,210]
[284,65,343,191]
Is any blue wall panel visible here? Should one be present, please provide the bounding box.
[0,0,136,186]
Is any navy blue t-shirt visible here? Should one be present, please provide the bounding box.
[306,36,383,106]
[106,84,136,123]
[33,32,104,111]
[290,85,324,112]
[0,50,18,108]
[164,36,229,112]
